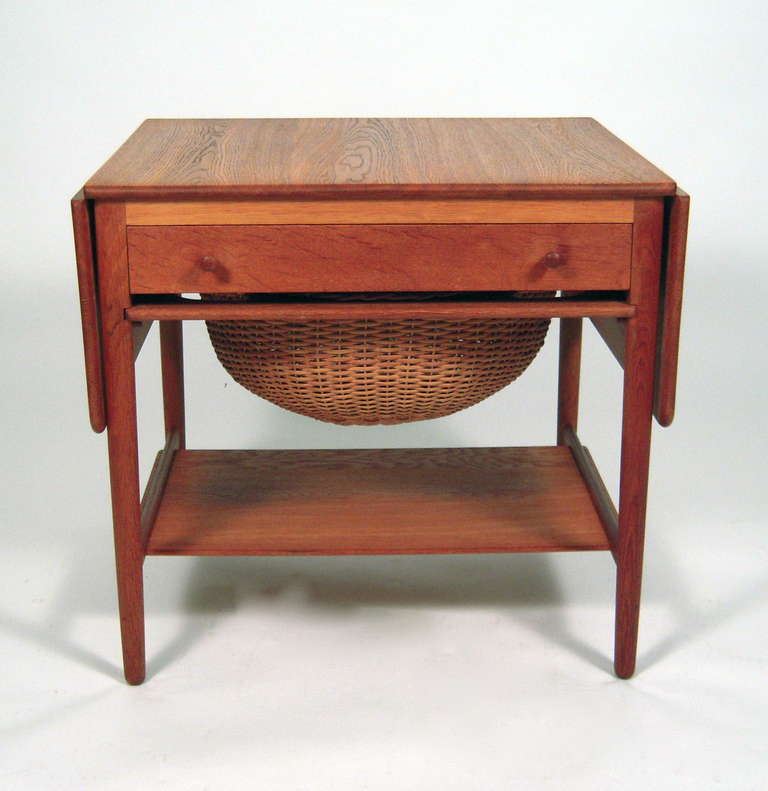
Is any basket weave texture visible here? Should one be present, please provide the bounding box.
[204,293,550,425]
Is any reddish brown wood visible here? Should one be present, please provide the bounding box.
[145,447,611,556]
[126,223,632,294]
[94,201,146,685]
[84,118,675,200]
[71,191,106,433]
[74,119,686,682]
[654,188,690,426]
[160,321,185,448]
[557,318,582,444]
[140,432,180,551]
[125,198,635,225]
[591,317,626,367]
[131,320,153,361]
[614,198,664,678]
[126,300,635,322]
[562,426,618,557]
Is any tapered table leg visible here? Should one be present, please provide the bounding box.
[160,320,186,448]
[614,199,663,678]
[557,317,582,444]
[96,202,145,685]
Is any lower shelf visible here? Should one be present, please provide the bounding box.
[145,447,611,556]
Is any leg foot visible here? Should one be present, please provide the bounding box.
[614,566,641,678]
[117,558,146,684]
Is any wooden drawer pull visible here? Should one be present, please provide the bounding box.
[544,251,566,268]
[198,255,221,272]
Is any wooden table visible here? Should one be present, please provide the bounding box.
[72,118,689,684]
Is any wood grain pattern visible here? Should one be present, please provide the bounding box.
[94,201,146,685]
[145,447,611,556]
[125,199,635,225]
[71,192,106,433]
[74,120,686,682]
[127,223,632,294]
[654,188,689,426]
[85,118,676,200]
[614,198,664,679]
[125,300,636,322]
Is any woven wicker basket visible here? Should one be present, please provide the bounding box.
[203,293,550,425]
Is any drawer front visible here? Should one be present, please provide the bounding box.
[127,224,632,294]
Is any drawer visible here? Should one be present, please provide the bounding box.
[126,224,632,294]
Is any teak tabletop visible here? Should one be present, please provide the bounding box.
[72,117,689,684]
[84,117,676,200]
